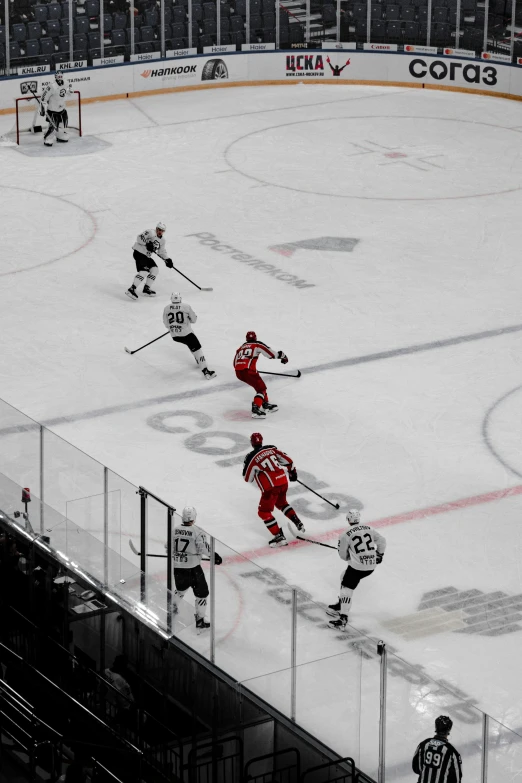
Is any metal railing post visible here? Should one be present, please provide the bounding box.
[305,0,310,44]
[217,0,221,45]
[455,0,461,50]
[291,588,297,721]
[483,0,489,53]
[210,536,216,663]
[167,507,173,635]
[481,713,489,783]
[39,425,44,534]
[378,640,387,783]
[336,0,341,41]
[426,0,432,44]
[139,488,147,602]
[160,0,166,57]
[130,0,135,56]
[276,0,280,49]
[246,0,250,45]
[4,0,9,73]
[366,0,371,43]
[100,0,105,59]
[509,0,515,61]
[69,0,73,64]
[103,466,108,586]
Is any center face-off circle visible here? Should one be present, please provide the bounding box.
[225,116,522,201]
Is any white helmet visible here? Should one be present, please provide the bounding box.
[346,509,361,525]
[171,292,182,304]
[182,506,197,524]
[156,222,166,232]
[55,71,64,85]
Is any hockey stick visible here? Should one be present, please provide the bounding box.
[296,535,338,550]
[296,479,340,509]
[259,370,301,378]
[29,87,58,134]
[124,331,169,355]
[129,538,210,561]
[167,262,213,292]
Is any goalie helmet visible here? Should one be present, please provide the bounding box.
[182,506,197,524]
[55,71,64,85]
[246,331,257,342]
[171,292,182,304]
[346,509,361,526]
[435,716,453,735]
[156,222,166,235]
[250,432,263,447]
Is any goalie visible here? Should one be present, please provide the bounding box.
[40,72,73,147]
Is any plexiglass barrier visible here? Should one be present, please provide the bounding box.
[0,0,518,75]
[1,394,522,780]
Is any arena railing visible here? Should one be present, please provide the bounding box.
[0,0,518,75]
[1,394,521,781]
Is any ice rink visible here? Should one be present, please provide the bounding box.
[2,80,522,779]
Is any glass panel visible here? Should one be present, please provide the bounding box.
[42,428,104,518]
[487,716,522,782]
[385,651,483,783]
[0,469,43,534]
[0,398,40,493]
[106,469,142,568]
[66,489,121,583]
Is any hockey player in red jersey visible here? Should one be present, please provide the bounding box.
[234,331,289,418]
[243,432,305,547]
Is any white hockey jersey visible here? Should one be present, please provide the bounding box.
[167,523,210,569]
[163,302,197,337]
[132,229,169,261]
[338,524,386,571]
[41,81,73,113]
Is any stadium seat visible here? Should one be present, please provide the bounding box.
[112,12,126,29]
[386,19,402,38]
[433,6,448,22]
[84,0,99,16]
[249,13,262,29]
[24,38,41,57]
[192,4,203,20]
[371,18,385,37]
[229,29,244,43]
[111,28,125,45]
[125,27,141,42]
[47,3,61,20]
[137,40,154,51]
[0,25,5,44]
[27,20,42,38]
[262,26,275,40]
[220,16,230,30]
[12,24,27,42]
[353,3,366,19]
[9,42,22,58]
[289,23,304,41]
[262,11,275,26]
[169,37,186,48]
[163,7,173,24]
[40,36,55,54]
[203,2,216,18]
[34,5,48,23]
[371,4,382,19]
[172,7,186,23]
[203,18,217,34]
[404,20,419,38]
[386,4,400,19]
[401,6,415,20]
[199,32,213,45]
[144,9,159,26]
[75,16,90,33]
[45,18,61,36]
[0,43,5,65]
[418,7,428,22]
[73,32,88,50]
[140,25,155,41]
[355,17,367,37]
[322,5,336,24]
[88,31,100,47]
[100,13,113,31]
[230,14,243,30]
[432,21,450,42]
[171,22,186,36]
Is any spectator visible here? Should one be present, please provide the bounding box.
[104,654,135,724]
[412,715,463,783]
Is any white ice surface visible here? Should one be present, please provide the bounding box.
[1,83,522,779]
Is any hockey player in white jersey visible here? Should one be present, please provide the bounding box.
[166,506,222,629]
[41,72,73,147]
[327,509,386,630]
[163,292,216,380]
[126,223,173,300]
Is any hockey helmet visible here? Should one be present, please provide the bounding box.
[55,71,64,85]
[182,506,197,524]
[250,432,263,447]
[246,331,257,342]
[171,292,182,304]
[346,509,361,525]
[435,716,453,735]
[156,222,166,235]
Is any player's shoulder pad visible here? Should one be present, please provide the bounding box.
[243,448,257,473]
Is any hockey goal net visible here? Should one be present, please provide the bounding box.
[1,91,82,145]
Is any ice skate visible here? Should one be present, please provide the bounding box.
[252,404,266,419]
[262,401,278,413]
[125,286,138,300]
[142,285,156,297]
[202,368,216,380]
[268,531,288,548]
[328,614,348,630]
[326,601,341,618]
[196,615,210,631]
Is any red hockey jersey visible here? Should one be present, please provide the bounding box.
[234,340,277,372]
[243,444,294,492]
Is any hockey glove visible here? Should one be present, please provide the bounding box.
[288,467,298,482]
[146,241,155,252]
[40,104,46,117]
[376,552,384,564]
[277,351,289,364]
[214,553,223,565]
[165,258,174,269]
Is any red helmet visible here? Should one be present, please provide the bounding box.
[251,432,263,447]
[246,331,257,342]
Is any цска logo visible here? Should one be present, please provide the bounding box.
[20,80,38,95]
[409,57,497,85]
[286,54,325,76]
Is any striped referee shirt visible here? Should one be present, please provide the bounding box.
[412,736,463,783]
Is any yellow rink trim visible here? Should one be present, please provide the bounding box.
[1,77,521,116]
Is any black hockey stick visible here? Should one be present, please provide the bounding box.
[259,370,301,378]
[129,539,210,561]
[296,535,338,550]
[29,86,58,134]
[167,262,213,292]
[296,479,340,509]
[124,331,169,355]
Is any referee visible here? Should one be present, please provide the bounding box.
[412,716,463,782]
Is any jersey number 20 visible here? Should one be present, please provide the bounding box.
[168,312,185,325]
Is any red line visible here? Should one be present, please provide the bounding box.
[224,484,522,565]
